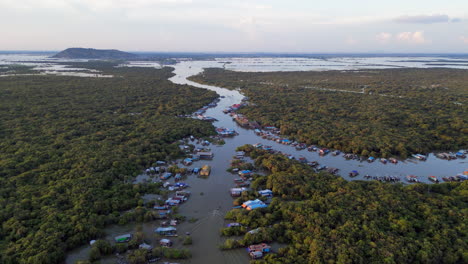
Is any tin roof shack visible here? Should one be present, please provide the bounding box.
[197,151,214,160]
[159,239,173,247]
[248,243,271,253]
[230,187,248,197]
[160,172,172,180]
[242,199,267,210]
[236,151,245,159]
[156,209,172,219]
[139,243,153,250]
[216,127,237,137]
[239,170,253,178]
[248,243,272,258]
[115,234,132,243]
[250,251,263,259]
[182,158,193,166]
[155,227,177,236]
[258,189,273,198]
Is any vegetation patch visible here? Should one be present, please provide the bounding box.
[219,144,468,263]
[0,62,217,263]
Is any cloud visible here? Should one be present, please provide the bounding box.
[394,14,455,24]
[461,36,468,44]
[376,32,392,43]
[396,31,428,44]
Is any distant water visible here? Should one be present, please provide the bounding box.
[2,53,468,74]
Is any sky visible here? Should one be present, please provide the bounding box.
[0,0,467,53]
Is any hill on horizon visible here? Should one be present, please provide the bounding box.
[52,48,139,59]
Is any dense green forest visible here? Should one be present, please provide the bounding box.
[0,62,217,263]
[223,145,467,263]
[191,68,468,157]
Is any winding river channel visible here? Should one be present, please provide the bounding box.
[66,60,466,264]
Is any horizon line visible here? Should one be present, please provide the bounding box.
[1,50,468,55]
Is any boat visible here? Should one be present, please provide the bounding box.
[380,158,388,164]
[428,175,439,183]
[389,158,398,164]
[412,154,427,160]
[199,165,211,177]
[349,170,359,177]
[406,175,419,183]
[319,148,330,156]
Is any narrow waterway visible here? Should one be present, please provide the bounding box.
[170,61,466,182]
[66,61,466,264]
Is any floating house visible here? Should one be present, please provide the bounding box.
[231,187,247,197]
[139,243,153,250]
[197,152,214,159]
[250,251,263,259]
[216,127,237,137]
[258,189,273,197]
[159,239,173,247]
[182,158,193,166]
[236,151,245,158]
[155,227,177,236]
[160,172,172,180]
[253,142,263,148]
[242,199,267,210]
[248,243,271,253]
[239,170,253,178]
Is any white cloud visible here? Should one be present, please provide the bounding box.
[461,36,468,44]
[396,31,427,44]
[376,32,392,43]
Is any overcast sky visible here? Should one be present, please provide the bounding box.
[1,0,467,53]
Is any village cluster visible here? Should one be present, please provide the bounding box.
[222,102,467,184]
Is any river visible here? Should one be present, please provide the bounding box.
[66,60,466,264]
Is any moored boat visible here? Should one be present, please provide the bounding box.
[428,175,439,183]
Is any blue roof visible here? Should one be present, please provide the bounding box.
[249,203,268,209]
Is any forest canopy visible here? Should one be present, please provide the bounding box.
[0,63,217,264]
[190,68,468,157]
